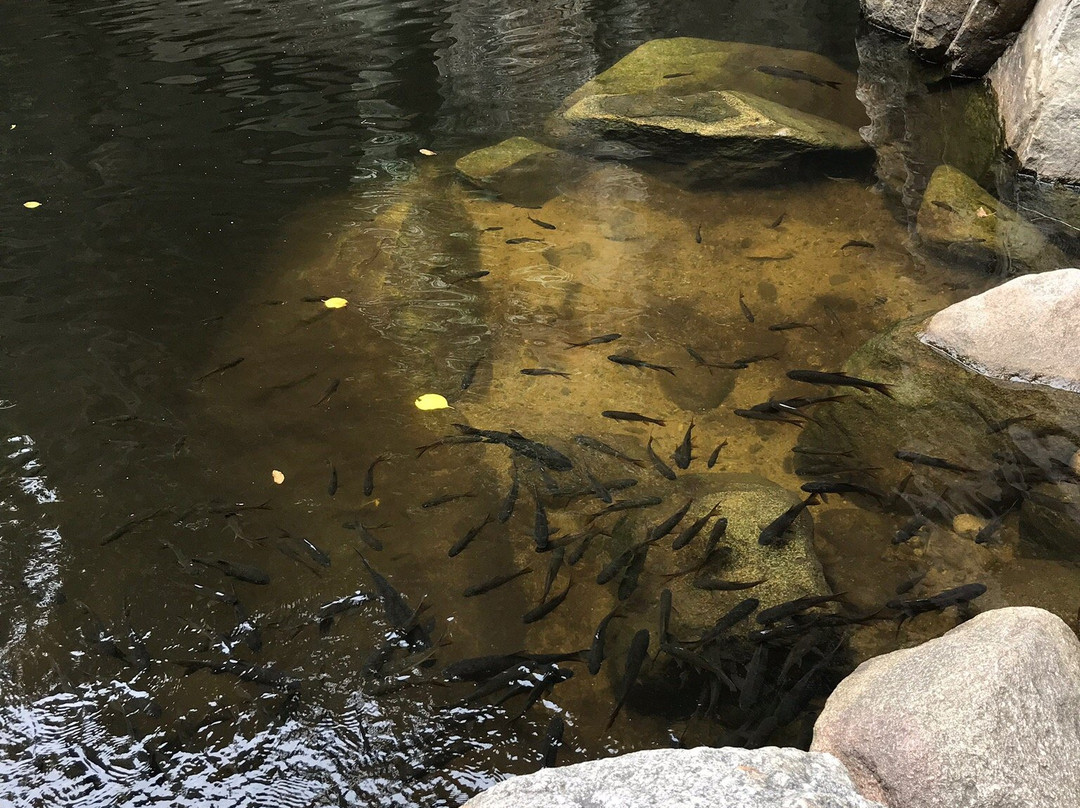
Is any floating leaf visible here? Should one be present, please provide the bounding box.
[23,201,41,209]
[976,206,991,218]
[414,393,450,411]
[419,148,437,156]
[271,469,285,484]
[324,297,348,309]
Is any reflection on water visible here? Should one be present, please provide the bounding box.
[1,0,1079,806]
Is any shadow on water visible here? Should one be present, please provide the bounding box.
[1,0,1079,806]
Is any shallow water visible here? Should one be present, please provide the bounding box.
[2,1,1079,806]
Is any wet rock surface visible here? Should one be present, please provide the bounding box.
[812,607,1080,808]
[463,746,885,808]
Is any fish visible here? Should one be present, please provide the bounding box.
[521,368,571,378]
[596,548,634,586]
[565,333,621,349]
[671,502,721,550]
[100,507,171,546]
[415,435,485,458]
[463,566,532,597]
[692,576,766,591]
[648,498,694,543]
[607,354,676,376]
[542,548,566,600]
[327,461,338,497]
[758,495,818,547]
[707,441,727,468]
[895,570,928,595]
[734,409,804,427]
[617,547,649,600]
[663,71,693,78]
[768,212,786,228]
[893,514,928,544]
[533,495,550,551]
[786,369,893,397]
[738,643,768,711]
[792,446,853,457]
[195,357,244,382]
[583,468,613,504]
[605,629,650,729]
[587,607,624,676]
[589,496,663,520]
[841,239,875,250]
[738,292,755,323]
[522,578,572,624]
[176,658,302,693]
[974,513,1006,545]
[422,492,475,508]
[312,378,341,407]
[658,590,672,645]
[448,271,490,284]
[193,558,271,585]
[451,424,574,471]
[800,481,883,502]
[172,435,187,457]
[932,200,958,213]
[316,592,372,626]
[506,237,544,244]
[894,450,973,473]
[541,715,564,767]
[567,530,596,566]
[694,224,703,244]
[887,583,987,626]
[343,520,386,551]
[645,436,677,481]
[364,454,389,496]
[448,513,494,558]
[481,226,504,232]
[528,215,556,230]
[694,598,760,646]
[673,421,694,470]
[768,321,817,332]
[685,345,715,374]
[756,594,846,625]
[461,358,483,390]
[602,410,666,427]
[573,434,643,467]
[356,553,431,648]
[734,351,782,365]
[498,467,520,523]
[984,414,1034,434]
[756,65,841,89]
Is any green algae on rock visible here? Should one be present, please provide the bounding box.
[455,137,556,183]
[454,136,588,207]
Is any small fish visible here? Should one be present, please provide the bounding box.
[738,643,768,712]
[672,421,694,469]
[768,212,786,229]
[895,570,928,595]
[464,566,532,597]
[364,454,389,496]
[422,492,475,508]
[498,467,520,523]
[792,446,853,457]
[344,520,385,551]
[449,514,494,557]
[658,589,672,645]
[646,436,677,481]
[172,435,188,457]
[541,715,565,767]
[596,547,634,586]
[932,200,958,213]
[756,594,846,624]
[602,410,666,427]
[756,64,841,89]
[733,350,781,365]
[607,354,676,376]
[800,481,883,502]
[573,434,643,467]
[590,496,664,520]
[327,461,338,497]
[662,71,693,79]
[984,414,1034,434]
[694,224,702,244]
[461,358,483,390]
[786,369,893,397]
[894,450,973,473]
[533,495,550,551]
[415,435,485,458]
[522,578,572,624]
[193,558,271,586]
[758,495,818,547]
[647,498,694,543]
[528,215,556,230]
[768,321,817,332]
[738,292,755,323]
[606,629,650,729]
[565,333,621,349]
[100,507,171,546]
[567,530,597,566]
[618,547,648,601]
[974,513,1006,545]
[696,598,760,644]
[542,547,566,600]
[506,237,544,245]
[588,607,623,676]
[195,357,244,382]
[734,409,804,427]
[892,514,928,544]
[671,502,720,550]
[312,378,341,407]
[448,271,490,284]
[692,576,765,591]
[583,468,613,504]
[481,226,504,232]
[521,368,571,378]
[841,239,875,250]
[707,441,727,468]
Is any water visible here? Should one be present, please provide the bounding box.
[2,1,1079,805]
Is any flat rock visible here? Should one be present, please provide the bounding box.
[812,607,1080,808]
[463,746,885,807]
[455,137,556,183]
[454,137,588,207]
[920,267,1080,391]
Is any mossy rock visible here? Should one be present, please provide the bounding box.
[454,137,589,207]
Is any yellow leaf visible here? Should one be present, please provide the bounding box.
[414,393,450,410]
[23,201,41,209]
[976,206,991,218]
[324,297,348,309]
[271,469,285,484]
[419,148,437,156]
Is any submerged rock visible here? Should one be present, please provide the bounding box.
[454,137,587,207]
[920,267,1080,390]
[811,607,1080,808]
[915,164,1065,272]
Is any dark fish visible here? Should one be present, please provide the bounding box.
[596,548,634,586]
[663,71,693,78]
[671,502,720,550]
[461,358,483,391]
[522,578,572,624]
[792,446,853,457]
[448,513,494,558]
[193,558,271,586]
[984,414,1034,434]
[738,643,768,711]
[734,408,803,427]
[567,530,596,566]
[695,598,759,645]
[583,468,613,504]
[422,492,475,508]
[448,271,490,284]
[327,461,338,497]
[100,507,171,546]
[606,629,650,729]
[573,435,643,467]
[645,436,677,481]
[768,321,817,332]
[172,435,187,457]
[617,547,648,600]
[317,592,371,625]
[894,450,973,473]
[932,200,958,213]
[587,607,624,676]
[756,65,841,89]
[692,576,765,591]
[768,212,786,228]
[756,594,846,625]
[506,237,544,244]
[357,553,430,648]
[685,345,715,374]
[672,421,694,469]
[521,368,571,378]
[607,354,676,376]
[415,434,485,458]
[195,357,244,382]
[451,424,574,471]
[658,590,672,645]
[758,495,818,547]
[482,226,504,232]
[648,498,694,543]
[312,378,341,407]
[887,583,986,626]
[787,369,893,397]
[896,570,928,595]
[363,454,389,497]
[841,239,875,250]
[893,514,928,544]
[603,410,666,427]
[738,292,755,323]
[542,548,566,600]
[533,495,550,551]
[707,441,727,468]
[343,520,386,551]
[541,715,564,767]
[464,566,532,597]
[800,481,883,502]
[735,351,783,366]
[498,467,520,523]
[974,513,1006,545]
[590,496,663,519]
[528,215,556,230]
[176,658,301,693]
[694,224,702,244]
[565,333,621,349]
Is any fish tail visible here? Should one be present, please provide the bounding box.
[825,79,842,90]
[872,383,894,398]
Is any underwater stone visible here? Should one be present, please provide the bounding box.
[812,607,1080,808]
[463,746,884,807]
[454,137,587,207]
[454,137,556,183]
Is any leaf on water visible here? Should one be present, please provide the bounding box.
[23,201,41,209]
[324,297,348,309]
[414,393,450,410]
[271,469,285,484]
[419,148,437,156]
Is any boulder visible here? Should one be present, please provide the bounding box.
[463,746,885,807]
[811,607,1080,808]
[990,0,1080,183]
[915,164,1065,272]
[910,0,970,59]
[454,137,588,207]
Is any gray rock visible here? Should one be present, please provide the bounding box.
[811,607,1080,808]
[463,746,885,807]
[861,0,921,41]
[946,0,1038,76]
[990,0,1080,183]
[911,0,969,59]
[920,268,1080,391]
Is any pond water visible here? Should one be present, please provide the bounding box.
[2,1,1079,806]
